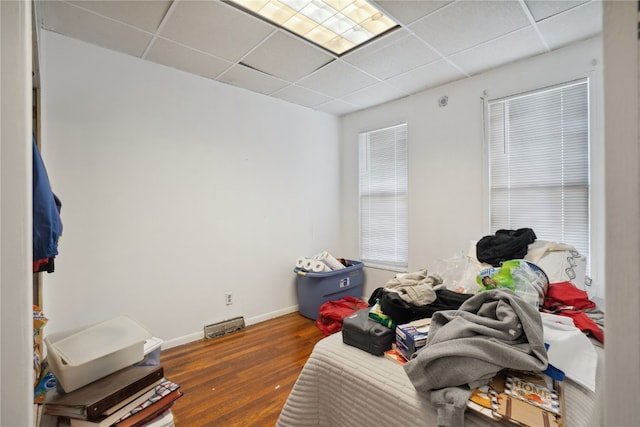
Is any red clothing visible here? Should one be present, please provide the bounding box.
[542,281,604,343]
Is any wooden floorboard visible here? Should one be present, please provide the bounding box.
[160,312,325,427]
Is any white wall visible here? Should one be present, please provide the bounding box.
[39,31,342,348]
[1,1,34,426]
[602,2,640,425]
[339,37,605,300]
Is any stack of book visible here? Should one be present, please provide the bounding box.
[383,345,408,365]
[44,364,182,427]
[467,370,564,427]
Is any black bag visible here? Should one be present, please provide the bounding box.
[369,288,473,325]
[476,228,537,267]
[342,308,395,356]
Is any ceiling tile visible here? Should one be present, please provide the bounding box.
[343,34,441,80]
[241,31,334,83]
[524,0,590,22]
[42,1,153,57]
[218,63,290,95]
[36,0,603,117]
[271,85,334,108]
[296,60,379,98]
[314,99,361,116]
[145,37,232,80]
[68,0,172,33]
[409,1,530,56]
[372,0,453,25]
[536,1,602,50]
[341,82,409,109]
[387,60,466,94]
[344,27,410,57]
[449,27,547,75]
[159,1,275,62]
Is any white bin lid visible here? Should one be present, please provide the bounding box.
[144,336,163,354]
[51,316,151,366]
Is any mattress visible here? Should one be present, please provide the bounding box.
[277,332,602,427]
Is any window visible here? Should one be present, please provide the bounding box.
[487,79,590,261]
[358,123,408,269]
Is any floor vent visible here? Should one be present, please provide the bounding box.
[204,316,245,340]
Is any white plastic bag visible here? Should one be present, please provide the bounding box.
[434,252,480,294]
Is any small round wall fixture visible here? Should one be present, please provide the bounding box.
[438,96,448,107]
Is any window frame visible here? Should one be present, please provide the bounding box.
[358,122,409,270]
[485,78,591,267]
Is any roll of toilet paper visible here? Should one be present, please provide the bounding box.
[295,257,308,269]
[315,251,345,270]
[310,260,328,272]
[303,258,315,271]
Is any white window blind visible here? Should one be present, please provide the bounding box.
[359,123,408,269]
[488,80,590,260]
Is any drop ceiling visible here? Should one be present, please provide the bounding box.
[35,0,602,116]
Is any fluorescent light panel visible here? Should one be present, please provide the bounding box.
[228,0,398,55]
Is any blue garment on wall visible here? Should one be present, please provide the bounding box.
[33,137,62,261]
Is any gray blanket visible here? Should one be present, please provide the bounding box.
[404,289,548,427]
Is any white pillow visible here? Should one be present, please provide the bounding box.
[525,240,588,290]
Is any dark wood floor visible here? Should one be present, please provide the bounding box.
[160,312,325,427]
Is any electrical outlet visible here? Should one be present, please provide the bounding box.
[225,291,232,305]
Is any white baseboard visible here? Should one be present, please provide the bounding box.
[245,305,299,326]
[161,305,299,350]
[162,331,204,350]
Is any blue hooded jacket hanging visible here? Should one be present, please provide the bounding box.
[33,137,62,262]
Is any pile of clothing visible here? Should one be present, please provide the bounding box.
[403,289,548,426]
[366,228,604,426]
[368,270,473,325]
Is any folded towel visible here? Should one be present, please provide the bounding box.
[384,269,443,306]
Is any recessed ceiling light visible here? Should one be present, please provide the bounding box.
[226,0,399,56]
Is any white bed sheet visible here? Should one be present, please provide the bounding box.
[277,332,602,427]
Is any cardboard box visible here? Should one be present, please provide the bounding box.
[45,316,151,392]
[395,318,431,361]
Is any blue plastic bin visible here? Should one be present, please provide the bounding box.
[294,260,364,320]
